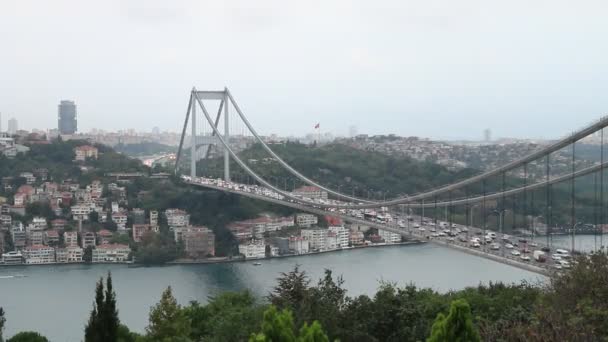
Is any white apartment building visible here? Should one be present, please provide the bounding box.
[71,204,93,221]
[165,209,190,228]
[56,247,84,263]
[64,231,79,247]
[23,246,55,264]
[0,214,11,227]
[379,229,402,243]
[301,228,328,251]
[328,226,349,248]
[27,231,44,246]
[92,244,131,263]
[150,210,159,227]
[296,213,318,227]
[13,193,26,206]
[31,217,47,230]
[81,232,96,248]
[238,241,266,259]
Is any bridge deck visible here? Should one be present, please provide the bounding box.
[184,178,553,276]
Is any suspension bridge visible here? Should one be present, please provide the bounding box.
[174,87,608,275]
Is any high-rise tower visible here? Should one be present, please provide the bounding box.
[58,100,78,134]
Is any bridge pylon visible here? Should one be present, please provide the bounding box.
[175,88,231,181]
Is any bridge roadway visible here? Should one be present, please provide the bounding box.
[183,176,555,276]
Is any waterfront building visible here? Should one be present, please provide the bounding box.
[2,250,23,265]
[183,229,215,258]
[378,229,402,243]
[132,224,158,243]
[328,226,349,248]
[238,240,266,259]
[58,100,77,134]
[23,245,55,264]
[56,247,83,263]
[296,213,318,227]
[293,185,328,200]
[349,231,365,245]
[288,236,310,255]
[326,232,339,250]
[268,237,290,255]
[92,244,131,263]
[301,228,328,251]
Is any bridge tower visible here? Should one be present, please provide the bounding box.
[176,88,231,181]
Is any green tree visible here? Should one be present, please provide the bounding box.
[0,307,5,342]
[249,306,296,342]
[84,273,120,342]
[146,287,191,341]
[298,321,330,342]
[250,306,331,342]
[83,246,93,263]
[184,291,265,342]
[269,265,311,317]
[6,332,49,342]
[427,299,480,342]
[89,211,99,223]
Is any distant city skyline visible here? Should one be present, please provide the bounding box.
[1,1,607,140]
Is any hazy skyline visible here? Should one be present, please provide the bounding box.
[1,0,607,140]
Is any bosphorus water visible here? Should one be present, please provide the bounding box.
[0,243,546,341]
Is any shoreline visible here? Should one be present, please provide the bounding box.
[0,240,425,268]
[168,240,426,265]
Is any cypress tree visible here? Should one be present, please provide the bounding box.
[104,272,119,341]
[85,278,105,342]
[84,272,120,342]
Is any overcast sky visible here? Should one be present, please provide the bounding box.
[1,0,607,139]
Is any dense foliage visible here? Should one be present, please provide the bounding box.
[1,251,607,341]
[113,142,176,157]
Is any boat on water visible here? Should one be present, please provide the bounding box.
[0,275,27,279]
[253,262,262,266]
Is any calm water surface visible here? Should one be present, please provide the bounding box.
[1,244,544,341]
